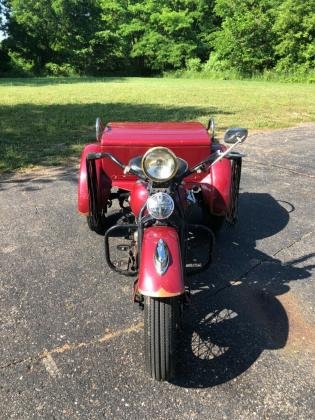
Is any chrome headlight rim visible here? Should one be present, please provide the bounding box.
[142,146,178,183]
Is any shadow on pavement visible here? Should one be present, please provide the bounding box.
[1,165,313,389]
[174,192,314,388]
[0,167,78,191]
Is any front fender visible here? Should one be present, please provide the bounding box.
[201,151,232,216]
[138,226,184,298]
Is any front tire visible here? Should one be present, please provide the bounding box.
[144,296,179,381]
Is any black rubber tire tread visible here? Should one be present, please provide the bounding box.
[144,296,178,381]
[203,211,225,232]
[226,158,242,225]
[86,214,107,235]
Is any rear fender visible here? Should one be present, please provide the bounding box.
[78,143,111,215]
[138,226,184,298]
[201,148,232,216]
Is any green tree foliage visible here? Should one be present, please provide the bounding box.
[212,0,280,74]
[4,0,124,74]
[0,0,13,75]
[119,0,217,72]
[99,0,217,73]
[273,0,315,73]
[4,0,59,73]
[50,0,124,74]
[1,0,314,77]
[3,0,218,74]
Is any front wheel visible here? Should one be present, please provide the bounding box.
[144,296,180,381]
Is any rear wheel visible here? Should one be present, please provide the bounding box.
[226,158,242,224]
[86,213,107,235]
[203,210,225,232]
[144,296,180,381]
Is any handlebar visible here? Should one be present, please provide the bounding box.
[86,147,245,182]
[86,151,217,182]
[87,152,125,168]
[86,152,147,179]
[177,152,219,180]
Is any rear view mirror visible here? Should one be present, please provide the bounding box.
[207,117,215,137]
[224,127,248,144]
[96,117,105,142]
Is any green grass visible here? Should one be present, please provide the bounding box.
[0,77,314,172]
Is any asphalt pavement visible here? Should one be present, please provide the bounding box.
[0,124,314,419]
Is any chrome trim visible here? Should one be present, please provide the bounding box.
[187,189,196,204]
[154,239,169,275]
[147,192,174,220]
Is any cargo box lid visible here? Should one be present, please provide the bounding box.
[101,122,211,147]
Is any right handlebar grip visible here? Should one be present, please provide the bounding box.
[87,152,102,160]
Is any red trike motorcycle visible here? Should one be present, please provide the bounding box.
[78,118,247,381]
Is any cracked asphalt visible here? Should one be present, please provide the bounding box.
[0,124,314,419]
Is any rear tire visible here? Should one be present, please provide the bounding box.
[226,158,242,225]
[203,211,225,232]
[144,296,179,381]
[86,213,107,235]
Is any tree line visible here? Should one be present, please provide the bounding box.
[0,0,314,77]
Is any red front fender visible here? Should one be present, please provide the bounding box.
[138,226,184,298]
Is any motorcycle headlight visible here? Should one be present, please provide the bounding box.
[142,147,178,182]
[147,192,174,220]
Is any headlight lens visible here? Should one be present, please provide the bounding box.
[142,147,178,182]
[147,192,174,220]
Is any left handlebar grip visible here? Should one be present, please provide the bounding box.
[86,152,126,169]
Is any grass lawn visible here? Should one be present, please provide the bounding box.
[0,77,314,172]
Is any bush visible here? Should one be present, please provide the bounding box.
[256,66,315,83]
[185,57,202,72]
[164,63,315,83]
[202,53,227,72]
[7,52,34,76]
[44,63,77,77]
